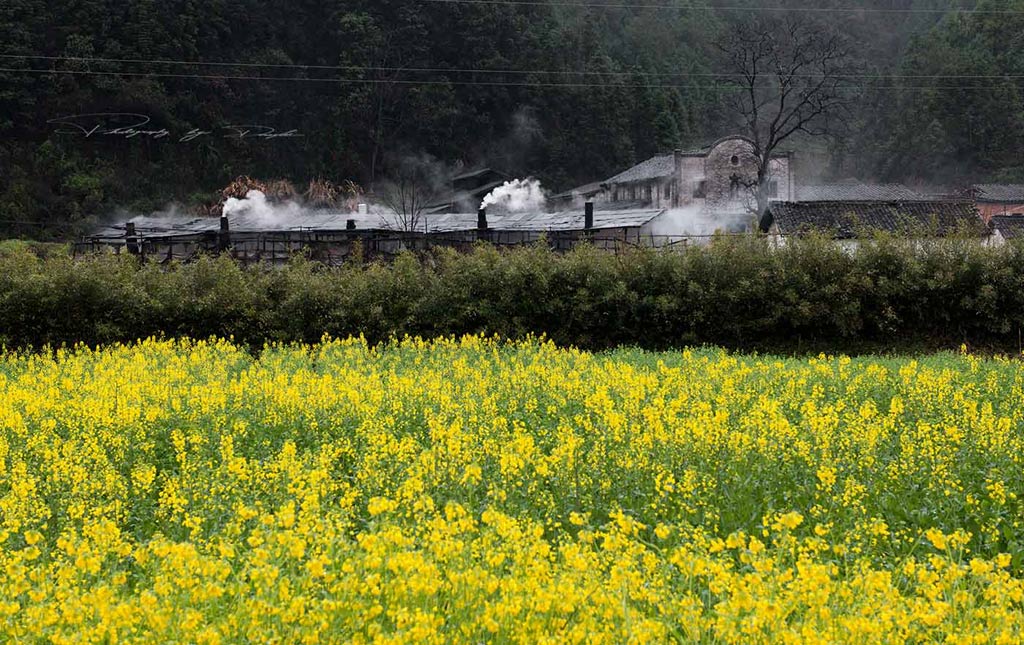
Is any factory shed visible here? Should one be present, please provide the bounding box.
[82,205,676,263]
[422,168,510,214]
[549,181,608,208]
[760,200,987,249]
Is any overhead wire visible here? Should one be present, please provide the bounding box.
[1,64,1021,91]
[419,0,1024,14]
[3,53,1024,80]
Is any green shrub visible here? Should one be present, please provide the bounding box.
[3,238,1024,352]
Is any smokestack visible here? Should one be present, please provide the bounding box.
[218,215,231,252]
[673,149,683,208]
[477,208,490,242]
[125,221,140,256]
[584,202,594,231]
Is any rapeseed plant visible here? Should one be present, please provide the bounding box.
[0,337,1022,643]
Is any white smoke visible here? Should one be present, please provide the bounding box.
[222,190,305,227]
[480,178,547,213]
[648,206,754,238]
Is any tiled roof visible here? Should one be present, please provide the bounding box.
[762,201,985,238]
[605,154,676,184]
[494,209,663,231]
[795,183,923,201]
[551,181,607,201]
[423,180,508,212]
[974,184,1024,203]
[991,216,1024,240]
[91,208,666,239]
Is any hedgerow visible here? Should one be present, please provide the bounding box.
[2,236,1023,352]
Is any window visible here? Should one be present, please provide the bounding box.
[645,185,652,201]
[768,180,779,198]
[693,180,707,198]
[663,183,671,199]
[729,174,741,198]
[731,155,740,166]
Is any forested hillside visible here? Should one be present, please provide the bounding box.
[1,0,1021,237]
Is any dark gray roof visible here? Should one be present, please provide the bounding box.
[91,208,665,239]
[551,181,606,201]
[423,180,507,213]
[974,184,1024,203]
[795,183,923,202]
[606,154,676,184]
[991,216,1024,240]
[762,201,984,238]
[495,208,662,231]
[452,167,506,182]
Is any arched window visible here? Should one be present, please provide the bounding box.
[729,174,741,198]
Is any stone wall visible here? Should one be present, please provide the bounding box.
[703,138,760,214]
[698,137,793,215]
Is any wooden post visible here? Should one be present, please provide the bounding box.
[218,215,231,252]
[125,222,141,256]
[477,208,489,242]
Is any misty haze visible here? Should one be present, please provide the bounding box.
[4,2,1024,644]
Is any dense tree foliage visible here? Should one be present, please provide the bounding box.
[0,1,1015,238]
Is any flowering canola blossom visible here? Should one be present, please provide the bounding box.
[1,336,1024,644]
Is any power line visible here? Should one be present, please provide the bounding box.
[421,0,1024,14]
[0,65,730,88]
[4,53,1024,80]
[1,65,1021,91]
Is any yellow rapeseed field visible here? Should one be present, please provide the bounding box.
[2,336,1023,644]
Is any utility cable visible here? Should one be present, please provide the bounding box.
[2,66,1023,91]
[4,53,1024,80]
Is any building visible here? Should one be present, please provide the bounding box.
[422,168,509,215]
[760,200,987,250]
[794,182,923,202]
[601,136,794,216]
[549,182,608,208]
[988,215,1024,245]
[971,185,1024,220]
[81,204,695,263]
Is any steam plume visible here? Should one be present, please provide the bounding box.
[222,190,304,226]
[480,178,547,212]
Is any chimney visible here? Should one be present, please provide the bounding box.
[125,221,140,256]
[584,202,594,231]
[477,208,490,242]
[673,149,683,208]
[358,203,368,215]
[218,215,231,252]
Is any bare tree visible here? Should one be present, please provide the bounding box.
[376,154,448,233]
[718,17,854,216]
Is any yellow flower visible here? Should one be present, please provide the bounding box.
[925,528,948,551]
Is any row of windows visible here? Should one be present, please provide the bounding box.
[612,184,671,202]
[611,180,780,202]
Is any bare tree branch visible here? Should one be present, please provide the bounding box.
[717,16,855,216]
[376,154,450,233]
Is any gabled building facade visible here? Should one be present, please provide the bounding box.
[601,136,794,215]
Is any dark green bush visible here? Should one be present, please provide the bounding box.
[3,237,1024,353]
